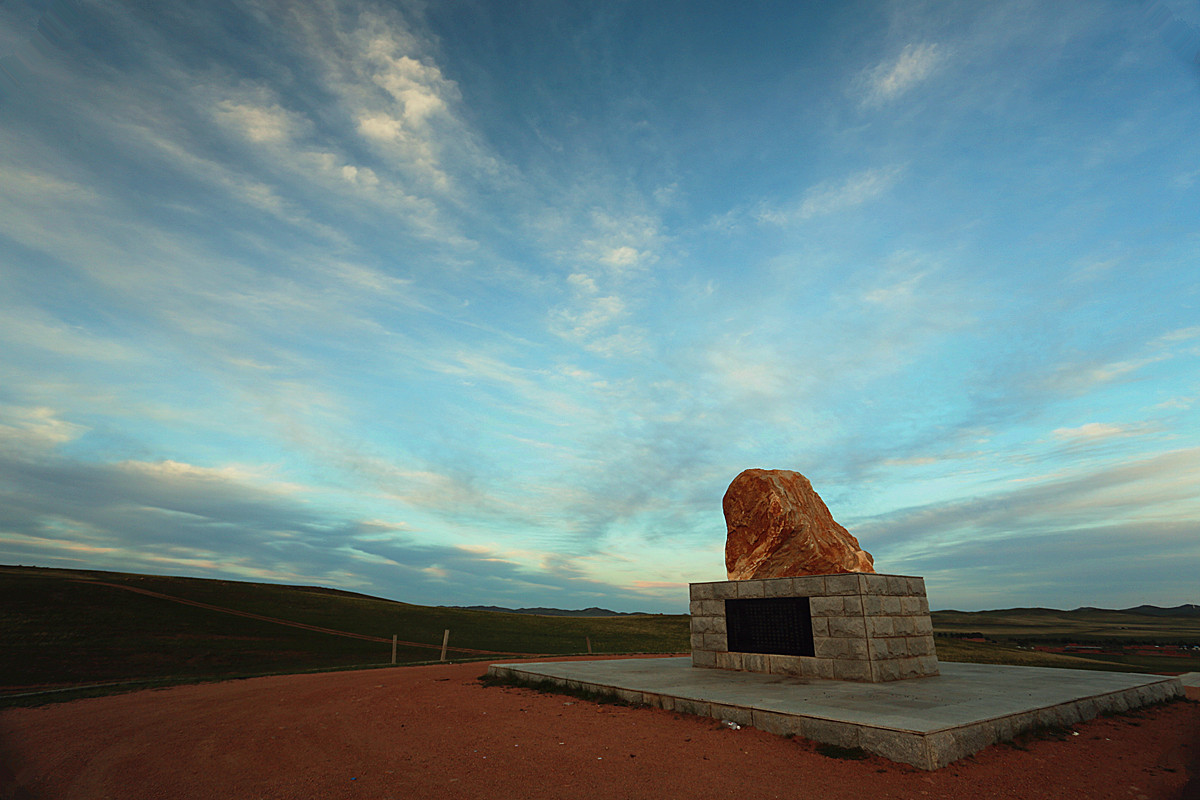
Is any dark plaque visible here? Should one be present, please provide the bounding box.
[725,597,815,657]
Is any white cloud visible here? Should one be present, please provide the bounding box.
[1051,422,1130,441]
[861,42,945,105]
[756,166,904,226]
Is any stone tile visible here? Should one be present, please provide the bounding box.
[803,717,861,749]
[828,616,867,638]
[764,577,796,597]
[691,650,716,668]
[767,655,805,678]
[859,726,930,770]
[860,573,890,595]
[815,637,850,659]
[673,698,712,717]
[833,659,872,681]
[711,703,753,726]
[716,651,743,670]
[742,653,768,673]
[825,574,860,595]
[900,596,924,615]
[699,599,724,616]
[809,596,842,617]
[712,582,739,600]
[792,576,827,596]
[753,709,805,737]
[872,659,900,682]
[736,580,765,598]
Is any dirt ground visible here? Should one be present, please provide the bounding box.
[2,656,1198,800]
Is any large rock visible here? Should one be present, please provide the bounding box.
[724,469,875,579]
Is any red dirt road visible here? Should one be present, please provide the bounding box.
[2,657,1198,800]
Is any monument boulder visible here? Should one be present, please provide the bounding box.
[723,469,874,579]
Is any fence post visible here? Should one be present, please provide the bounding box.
[392,634,397,665]
[440,629,450,662]
[586,636,592,654]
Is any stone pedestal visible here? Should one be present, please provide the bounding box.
[689,573,939,682]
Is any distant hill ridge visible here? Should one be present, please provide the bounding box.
[454,605,652,617]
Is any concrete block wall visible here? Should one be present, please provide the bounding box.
[689,573,939,682]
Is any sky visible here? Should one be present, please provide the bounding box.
[1,0,1198,614]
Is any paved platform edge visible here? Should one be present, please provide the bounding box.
[485,662,1185,770]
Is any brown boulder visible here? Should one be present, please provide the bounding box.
[723,469,875,579]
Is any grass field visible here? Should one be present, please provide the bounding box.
[0,565,688,701]
[3,565,1196,707]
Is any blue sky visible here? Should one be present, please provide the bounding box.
[1,0,1197,613]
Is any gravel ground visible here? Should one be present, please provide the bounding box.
[2,656,1198,800]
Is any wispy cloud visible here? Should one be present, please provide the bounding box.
[754,166,904,226]
[860,42,945,106]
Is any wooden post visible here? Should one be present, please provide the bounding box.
[439,629,450,662]
[391,634,397,665]
[586,636,592,654]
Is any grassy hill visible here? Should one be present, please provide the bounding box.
[4,565,1197,707]
[0,565,689,702]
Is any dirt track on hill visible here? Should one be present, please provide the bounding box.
[2,657,1198,800]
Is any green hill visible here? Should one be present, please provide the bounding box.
[0,565,689,702]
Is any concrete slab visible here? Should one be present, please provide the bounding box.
[1178,672,1200,688]
[487,657,1185,770]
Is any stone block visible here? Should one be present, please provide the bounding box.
[859,727,929,770]
[815,637,850,659]
[712,582,739,600]
[742,653,768,672]
[767,655,804,677]
[914,616,933,635]
[841,595,863,615]
[900,596,923,615]
[868,638,890,660]
[927,723,997,771]
[803,717,861,749]
[809,596,842,617]
[716,651,743,670]
[691,649,716,668]
[701,599,724,616]
[860,573,889,595]
[764,577,796,597]
[825,574,861,595]
[828,616,867,638]
[736,580,765,598]
[792,575,826,596]
[690,632,706,650]
[882,597,903,615]
[614,688,643,705]
[810,617,829,637]
[710,616,726,634]
[906,576,926,596]
[897,657,923,679]
[673,698,712,717]
[872,659,900,682]
[833,659,872,681]
[869,617,894,637]
[753,709,804,737]
[689,599,705,616]
[804,658,835,679]
[862,595,885,616]
[917,655,940,676]
[692,615,713,634]
[702,632,727,651]
[918,597,930,614]
[893,616,918,636]
[690,583,715,600]
[907,636,935,657]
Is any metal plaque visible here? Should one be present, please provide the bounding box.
[724,596,815,657]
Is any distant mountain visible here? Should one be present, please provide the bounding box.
[1120,603,1200,617]
[454,605,652,617]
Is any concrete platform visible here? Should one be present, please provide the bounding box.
[487,657,1185,770]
